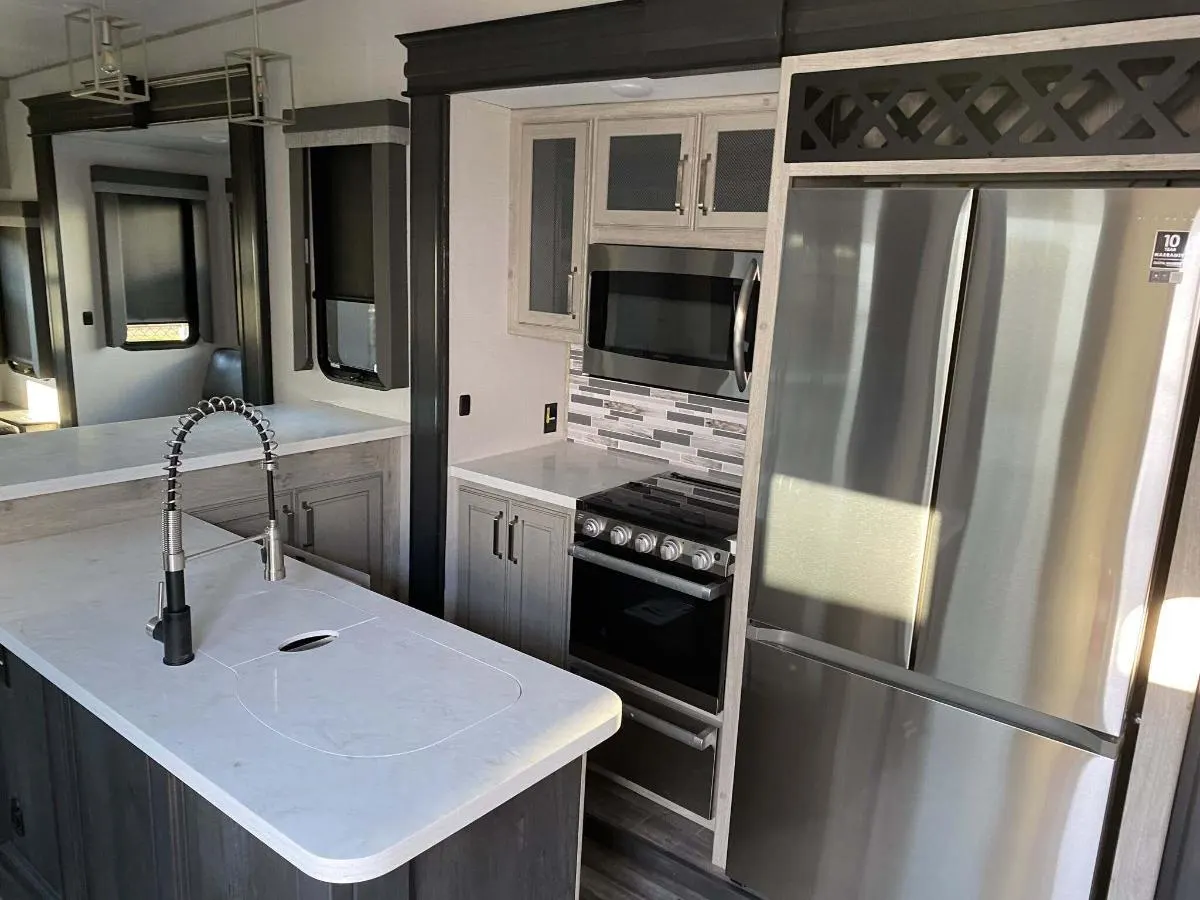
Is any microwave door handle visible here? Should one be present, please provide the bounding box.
[568,544,729,601]
[733,257,760,392]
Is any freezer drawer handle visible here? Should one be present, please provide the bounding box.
[624,703,716,751]
[568,544,729,601]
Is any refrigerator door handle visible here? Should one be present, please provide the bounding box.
[733,257,759,392]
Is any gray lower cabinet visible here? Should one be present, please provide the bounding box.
[296,476,383,586]
[190,474,384,590]
[0,648,583,900]
[456,487,570,666]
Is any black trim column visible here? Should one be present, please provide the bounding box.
[228,123,274,406]
[407,94,450,616]
[31,135,76,428]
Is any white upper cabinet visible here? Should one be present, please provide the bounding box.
[592,116,699,229]
[508,120,590,341]
[695,110,776,231]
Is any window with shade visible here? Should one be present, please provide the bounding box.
[0,201,53,379]
[92,166,210,351]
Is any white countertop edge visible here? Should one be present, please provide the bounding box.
[448,466,577,510]
[0,621,620,884]
[0,424,411,504]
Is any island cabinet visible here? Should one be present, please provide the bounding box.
[455,486,571,666]
[0,648,585,900]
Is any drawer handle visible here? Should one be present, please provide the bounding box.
[625,703,716,751]
[282,504,296,546]
[492,512,503,560]
[301,501,314,550]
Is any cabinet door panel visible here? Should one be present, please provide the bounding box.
[296,475,383,587]
[456,489,510,644]
[697,111,775,231]
[507,503,569,666]
[0,652,62,894]
[593,117,697,228]
[511,121,589,339]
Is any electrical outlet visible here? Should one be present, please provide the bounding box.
[544,402,558,434]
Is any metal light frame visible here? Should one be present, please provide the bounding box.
[224,1,295,127]
[65,5,150,105]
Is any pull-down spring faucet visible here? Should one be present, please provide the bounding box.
[147,397,286,666]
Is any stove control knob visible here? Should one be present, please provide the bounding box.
[691,549,715,571]
[581,517,606,538]
[609,525,632,547]
[633,533,658,554]
[660,539,682,562]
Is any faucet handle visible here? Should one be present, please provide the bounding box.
[146,581,166,640]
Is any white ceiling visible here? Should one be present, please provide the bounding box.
[464,68,782,109]
[0,0,272,79]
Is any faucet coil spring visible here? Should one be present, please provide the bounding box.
[162,397,277,511]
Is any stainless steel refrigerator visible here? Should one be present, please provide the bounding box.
[726,186,1200,899]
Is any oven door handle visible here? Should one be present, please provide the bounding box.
[733,257,759,393]
[624,703,717,751]
[569,544,729,601]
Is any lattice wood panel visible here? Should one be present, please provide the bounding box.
[785,40,1200,162]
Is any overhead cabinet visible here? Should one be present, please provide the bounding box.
[509,121,590,341]
[455,486,571,666]
[508,96,776,342]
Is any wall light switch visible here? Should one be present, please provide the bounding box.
[458,394,471,416]
[82,311,94,326]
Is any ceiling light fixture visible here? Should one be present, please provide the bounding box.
[64,1,150,105]
[224,0,295,127]
[609,79,654,99]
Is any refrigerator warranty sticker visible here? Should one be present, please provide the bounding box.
[1150,230,1189,284]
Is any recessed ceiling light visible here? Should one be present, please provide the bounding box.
[609,79,654,98]
[201,133,230,144]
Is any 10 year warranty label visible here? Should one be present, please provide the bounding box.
[1150,230,1189,284]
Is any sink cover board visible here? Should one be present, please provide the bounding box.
[234,620,523,758]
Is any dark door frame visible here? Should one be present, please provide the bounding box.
[21,66,273,427]
[396,0,786,617]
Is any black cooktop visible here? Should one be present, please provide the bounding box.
[578,472,740,546]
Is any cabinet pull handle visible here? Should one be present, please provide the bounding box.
[567,267,577,319]
[697,152,711,215]
[674,154,689,215]
[507,517,519,564]
[492,512,504,560]
[283,504,296,545]
[301,501,315,550]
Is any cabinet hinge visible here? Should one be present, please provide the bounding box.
[0,645,8,688]
[10,798,24,837]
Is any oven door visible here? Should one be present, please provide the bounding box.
[584,244,760,400]
[569,538,731,715]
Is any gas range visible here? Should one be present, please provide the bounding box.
[574,472,740,577]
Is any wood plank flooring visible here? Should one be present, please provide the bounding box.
[581,776,760,900]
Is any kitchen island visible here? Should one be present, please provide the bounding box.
[0,514,620,898]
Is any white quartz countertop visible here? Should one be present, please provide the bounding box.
[449,441,669,508]
[0,402,410,503]
[0,515,619,883]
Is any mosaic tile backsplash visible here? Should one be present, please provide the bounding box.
[567,346,748,478]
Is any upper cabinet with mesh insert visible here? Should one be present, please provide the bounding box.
[286,100,409,390]
[590,95,776,249]
[509,120,591,341]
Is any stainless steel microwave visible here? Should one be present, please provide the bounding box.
[583,244,762,400]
